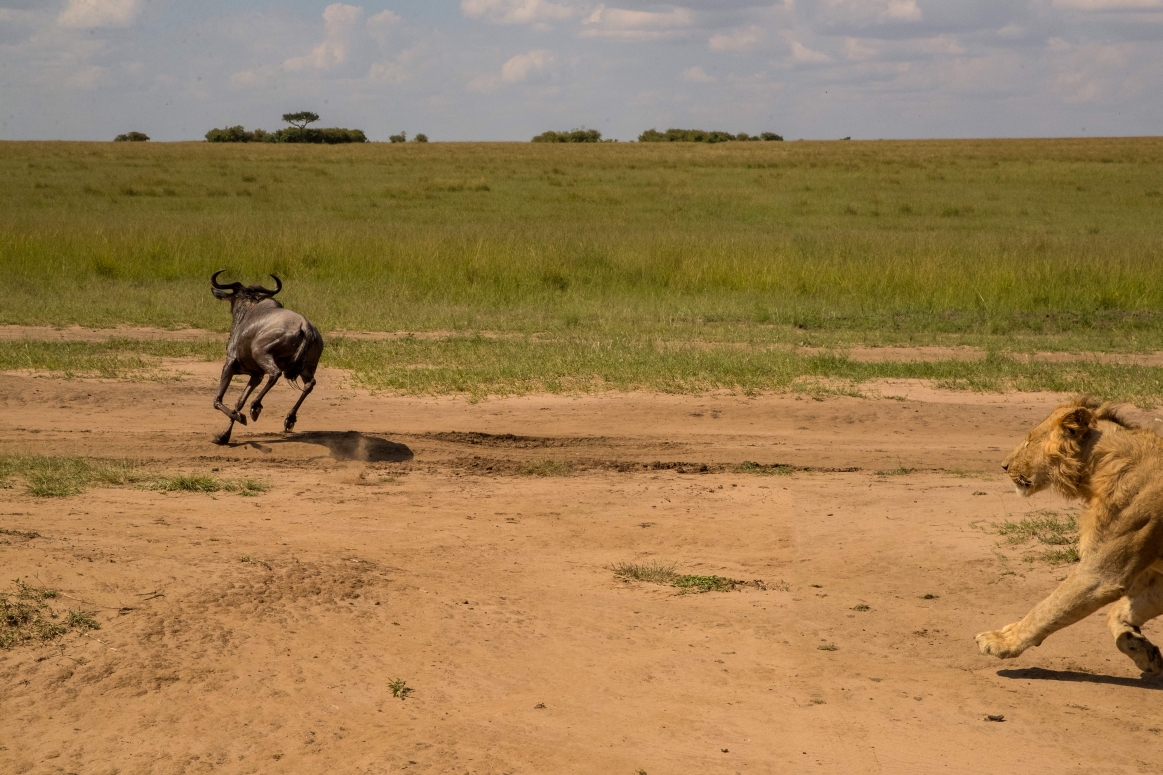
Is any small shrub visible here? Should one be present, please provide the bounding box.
[612,561,678,585]
[996,509,1080,565]
[532,128,602,143]
[388,678,413,699]
[737,461,792,476]
[638,128,779,143]
[389,132,407,143]
[114,132,150,142]
[520,459,574,477]
[413,133,428,143]
[1,580,97,649]
[672,574,739,593]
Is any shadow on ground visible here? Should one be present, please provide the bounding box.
[998,667,1163,690]
[238,431,413,462]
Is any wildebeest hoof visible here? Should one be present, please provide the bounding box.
[250,403,263,422]
[284,415,297,433]
[212,430,232,446]
[233,412,248,425]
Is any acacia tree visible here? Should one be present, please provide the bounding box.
[282,111,320,138]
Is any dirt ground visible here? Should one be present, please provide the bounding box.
[3,359,1163,775]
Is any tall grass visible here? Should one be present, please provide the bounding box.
[3,139,1163,349]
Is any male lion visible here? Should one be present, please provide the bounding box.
[976,396,1163,675]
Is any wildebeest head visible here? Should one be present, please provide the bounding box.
[210,269,283,306]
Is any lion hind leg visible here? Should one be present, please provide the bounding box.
[1108,573,1163,676]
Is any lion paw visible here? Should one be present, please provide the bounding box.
[975,625,1028,659]
[1116,630,1163,676]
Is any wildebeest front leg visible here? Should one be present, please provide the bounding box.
[283,376,316,432]
[249,370,280,422]
[212,362,252,445]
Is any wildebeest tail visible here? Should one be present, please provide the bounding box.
[283,323,319,384]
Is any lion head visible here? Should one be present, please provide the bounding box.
[1002,398,1105,499]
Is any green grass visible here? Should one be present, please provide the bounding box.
[0,455,146,497]
[3,139,1163,354]
[1,580,99,649]
[6,337,1163,404]
[519,459,575,477]
[612,561,748,594]
[149,475,268,496]
[996,509,1081,565]
[0,455,267,498]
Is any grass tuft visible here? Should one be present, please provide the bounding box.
[612,561,677,585]
[0,455,147,498]
[519,459,575,477]
[737,461,793,476]
[996,509,1080,565]
[612,561,757,594]
[1,580,98,649]
[388,678,413,699]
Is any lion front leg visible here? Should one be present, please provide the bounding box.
[1107,570,1163,676]
[976,563,1129,660]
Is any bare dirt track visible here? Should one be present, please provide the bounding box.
[2,365,1163,775]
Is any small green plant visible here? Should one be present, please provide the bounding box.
[612,562,755,594]
[520,459,574,477]
[875,462,916,476]
[154,475,221,493]
[996,509,1080,565]
[817,643,838,651]
[672,574,740,594]
[1,580,97,649]
[612,561,677,585]
[66,610,100,631]
[239,556,272,570]
[388,678,413,699]
[737,461,793,476]
[152,475,267,496]
[852,604,871,611]
[0,455,145,498]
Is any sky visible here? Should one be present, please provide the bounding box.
[2,1,1163,141]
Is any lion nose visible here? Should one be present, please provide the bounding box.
[1002,463,1009,472]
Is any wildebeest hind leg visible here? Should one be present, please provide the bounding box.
[283,376,316,433]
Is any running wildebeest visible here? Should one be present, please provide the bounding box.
[209,270,324,445]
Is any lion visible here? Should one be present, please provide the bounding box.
[975,396,1163,675]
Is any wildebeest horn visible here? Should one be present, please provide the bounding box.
[254,274,282,296]
[210,270,244,291]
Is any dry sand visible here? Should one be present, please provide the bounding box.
[2,364,1162,775]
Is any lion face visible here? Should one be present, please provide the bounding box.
[1002,404,1093,497]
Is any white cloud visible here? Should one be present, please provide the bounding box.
[581,5,693,41]
[709,24,765,52]
[789,40,832,63]
[368,9,402,26]
[461,0,576,24]
[467,74,500,92]
[683,65,716,82]
[283,3,364,72]
[844,37,878,60]
[818,0,922,26]
[1052,0,1163,9]
[58,0,141,29]
[501,48,555,82]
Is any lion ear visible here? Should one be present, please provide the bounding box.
[1060,406,1094,437]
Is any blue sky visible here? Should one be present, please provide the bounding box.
[3,1,1163,141]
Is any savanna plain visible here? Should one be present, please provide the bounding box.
[2,139,1163,774]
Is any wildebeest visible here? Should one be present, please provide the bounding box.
[209,270,324,445]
